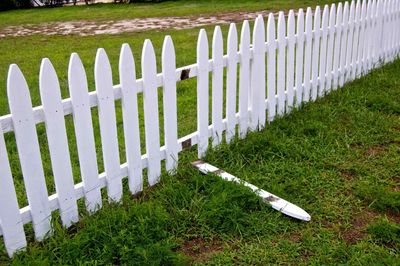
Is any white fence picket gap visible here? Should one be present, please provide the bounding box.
[311,6,321,101]
[39,58,79,227]
[162,36,179,172]
[266,13,276,122]
[197,29,209,158]
[319,5,329,97]
[226,23,238,143]
[325,4,336,93]
[286,10,296,110]
[95,48,123,201]
[211,26,223,146]
[303,7,313,102]
[277,12,287,115]
[295,8,305,106]
[68,53,102,213]
[351,0,361,80]
[7,64,51,241]
[251,15,266,128]
[333,3,343,89]
[119,44,143,194]
[345,1,356,83]
[238,20,250,138]
[0,125,27,257]
[339,2,349,88]
[357,1,367,77]
[142,40,162,186]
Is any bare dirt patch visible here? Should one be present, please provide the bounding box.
[364,144,387,157]
[0,10,277,38]
[341,210,379,244]
[178,237,224,263]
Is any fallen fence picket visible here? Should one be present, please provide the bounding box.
[1,0,399,257]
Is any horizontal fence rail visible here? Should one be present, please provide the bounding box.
[1,0,400,257]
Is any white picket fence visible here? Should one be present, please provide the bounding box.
[1,0,399,257]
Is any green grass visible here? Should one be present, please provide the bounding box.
[0,0,340,29]
[0,1,399,264]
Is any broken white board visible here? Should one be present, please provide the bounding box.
[192,160,311,222]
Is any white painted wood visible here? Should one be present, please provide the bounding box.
[277,12,286,115]
[7,64,51,241]
[333,3,343,90]
[68,53,102,213]
[295,8,305,106]
[197,29,209,158]
[345,1,355,83]
[141,40,162,186]
[211,26,223,146]
[238,20,250,139]
[226,23,238,143]
[362,0,372,72]
[339,2,349,88]
[0,124,27,257]
[95,48,123,201]
[161,36,179,173]
[351,0,361,80]
[357,0,367,77]
[266,13,276,122]
[119,44,143,194]
[251,15,266,128]
[311,6,321,101]
[319,5,329,97]
[368,0,377,70]
[303,7,313,102]
[39,58,79,227]
[192,161,311,222]
[325,4,336,93]
[286,10,296,110]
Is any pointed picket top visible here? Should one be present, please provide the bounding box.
[226,22,238,143]
[39,58,79,228]
[295,8,305,106]
[277,11,286,116]
[68,53,102,213]
[286,10,296,110]
[266,12,276,123]
[162,36,179,173]
[196,29,209,158]
[7,64,52,241]
[119,43,143,194]
[238,20,250,139]
[211,25,223,146]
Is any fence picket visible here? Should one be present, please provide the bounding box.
[197,29,209,158]
[295,9,305,106]
[351,0,361,80]
[142,40,162,185]
[39,59,79,227]
[303,7,313,102]
[333,3,343,89]
[0,124,26,257]
[345,1,355,83]
[286,10,296,110]
[319,5,329,97]
[266,14,276,122]
[357,0,367,77]
[311,6,321,101]
[363,0,372,71]
[339,2,349,87]
[226,23,238,143]
[277,12,286,115]
[325,4,336,93]
[95,49,123,201]
[119,44,143,194]
[239,20,250,138]
[162,36,179,172]
[68,53,102,213]
[369,0,377,69]
[211,26,223,146]
[251,15,266,127]
[7,64,51,240]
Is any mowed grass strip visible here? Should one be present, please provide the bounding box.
[0,29,399,263]
[0,0,340,29]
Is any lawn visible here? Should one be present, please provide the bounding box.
[0,0,399,264]
[0,0,340,29]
